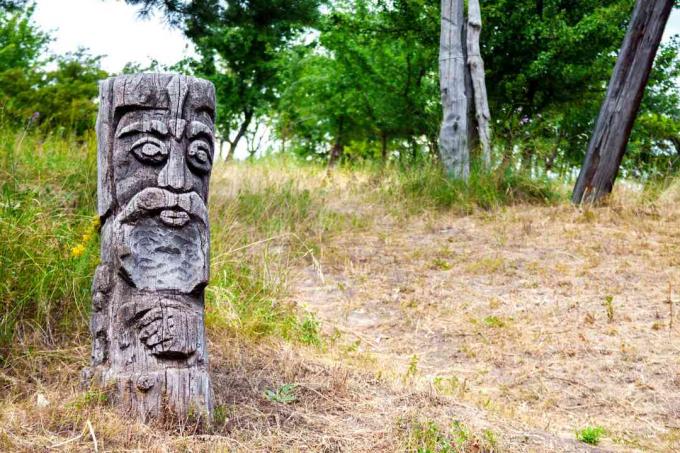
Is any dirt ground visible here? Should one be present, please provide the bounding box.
[290,198,680,452]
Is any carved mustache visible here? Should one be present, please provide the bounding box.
[118,187,208,228]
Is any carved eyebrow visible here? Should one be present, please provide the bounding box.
[116,120,169,138]
[187,121,214,141]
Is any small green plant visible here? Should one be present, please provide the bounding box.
[67,389,109,410]
[264,384,297,404]
[482,428,498,448]
[431,258,452,270]
[603,295,614,322]
[404,420,451,453]
[405,354,419,379]
[576,425,605,445]
[483,315,507,328]
[298,314,321,346]
[402,417,496,453]
[213,404,228,427]
[432,376,459,395]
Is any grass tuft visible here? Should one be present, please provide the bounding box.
[576,425,606,445]
[375,162,562,215]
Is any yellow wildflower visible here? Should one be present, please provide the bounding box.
[71,244,86,258]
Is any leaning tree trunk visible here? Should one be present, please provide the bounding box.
[466,0,492,168]
[85,73,215,422]
[438,0,468,179]
[572,0,674,204]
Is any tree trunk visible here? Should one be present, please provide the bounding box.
[225,109,254,162]
[464,22,478,155]
[466,0,492,168]
[572,0,673,204]
[87,74,214,422]
[328,139,344,168]
[545,128,564,172]
[381,132,388,164]
[438,0,468,179]
[328,118,345,168]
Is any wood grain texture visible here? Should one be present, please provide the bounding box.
[572,0,674,204]
[466,0,492,168]
[439,0,469,179]
[85,73,216,422]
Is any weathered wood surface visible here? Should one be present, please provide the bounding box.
[572,0,673,204]
[85,73,215,422]
[466,0,491,168]
[439,0,469,179]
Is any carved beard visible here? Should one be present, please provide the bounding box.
[114,187,209,294]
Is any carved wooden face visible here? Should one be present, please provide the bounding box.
[111,79,215,209]
[98,74,216,294]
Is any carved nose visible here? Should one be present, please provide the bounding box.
[158,143,191,192]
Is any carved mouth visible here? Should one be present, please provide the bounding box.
[159,209,190,227]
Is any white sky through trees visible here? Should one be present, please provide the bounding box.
[33,0,194,73]
[34,0,680,74]
[31,1,679,160]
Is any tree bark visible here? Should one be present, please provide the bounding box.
[466,0,492,168]
[87,74,214,422]
[438,0,468,179]
[381,132,388,164]
[572,0,673,204]
[328,118,345,168]
[328,140,344,167]
[464,22,478,155]
[225,108,254,161]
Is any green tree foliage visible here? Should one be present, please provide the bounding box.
[126,0,322,157]
[0,0,28,11]
[0,5,48,122]
[482,0,679,175]
[0,6,107,134]
[275,0,440,163]
[274,0,677,172]
[125,0,678,175]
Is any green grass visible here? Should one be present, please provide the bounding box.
[0,128,98,359]
[374,161,563,215]
[401,418,496,452]
[0,129,329,363]
[576,425,606,445]
[0,129,564,364]
[264,383,297,404]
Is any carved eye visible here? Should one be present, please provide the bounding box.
[130,137,168,164]
[187,140,212,173]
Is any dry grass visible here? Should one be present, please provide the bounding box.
[3,157,676,451]
[290,173,680,452]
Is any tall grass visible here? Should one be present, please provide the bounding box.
[0,134,566,362]
[372,161,564,214]
[0,128,98,358]
[0,132,333,361]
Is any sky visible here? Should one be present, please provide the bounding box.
[33,0,194,73]
[33,0,680,74]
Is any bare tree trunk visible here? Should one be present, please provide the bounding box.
[328,118,345,168]
[381,132,388,164]
[438,0,468,179]
[572,0,673,204]
[225,109,254,162]
[463,22,478,155]
[466,0,492,168]
[545,128,564,172]
[328,140,344,168]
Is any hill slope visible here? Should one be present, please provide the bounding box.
[2,152,678,451]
